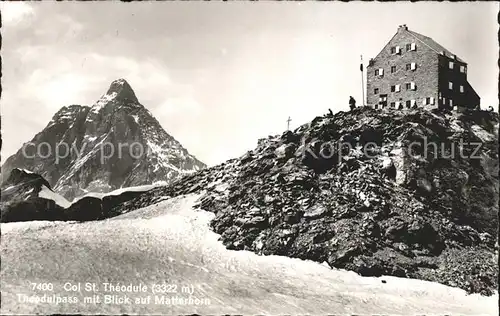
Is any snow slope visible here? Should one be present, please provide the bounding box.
[1,194,497,315]
[38,185,72,208]
[73,183,166,202]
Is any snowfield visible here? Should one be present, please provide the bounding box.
[1,194,497,315]
[73,183,166,202]
[38,185,72,208]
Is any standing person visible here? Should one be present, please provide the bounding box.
[349,96,356,111]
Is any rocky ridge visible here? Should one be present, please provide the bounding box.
[115,107,499,295]
[0,168,147,223]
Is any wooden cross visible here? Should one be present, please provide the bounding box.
[287,116,292,130]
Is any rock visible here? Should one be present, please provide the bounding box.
[274,143,296,161]
[303,204,329,219]
[380,157,397,180]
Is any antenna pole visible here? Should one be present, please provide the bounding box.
[360,55,365,106]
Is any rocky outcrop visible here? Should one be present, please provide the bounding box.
[1,169,146,223]
[114,107,498,295]
[1,168,68,222]
[1,79,206,201]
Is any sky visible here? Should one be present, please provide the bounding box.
[1,2,498,167]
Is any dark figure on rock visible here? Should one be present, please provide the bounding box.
[349,96,356,111]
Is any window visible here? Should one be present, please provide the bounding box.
[396,101,402,108]
[375,68,384,76]
[460,65,466,73]
[405,82,416,91]
[448,81,453,90]
[406,63,417,71]
[406,100,411,108]
[390,102,396,108]
[374,88,379,94]
[391,66,396,73]
[391,84,401,92]
[442,97,446,105]
[423,97,435,105]
[391,46,401,54]
[411,99,416,107]
[406,43,411,51]
[449,61,454,69]
[449,99,453,107]
[410,43,416,51]
[460,85,464,93]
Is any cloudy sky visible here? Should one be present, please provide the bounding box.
[1,2,497,166]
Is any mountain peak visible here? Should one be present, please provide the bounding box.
[105,78,138,103]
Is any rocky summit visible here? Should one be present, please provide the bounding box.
[115,106,498,295]
[1,79,206,200]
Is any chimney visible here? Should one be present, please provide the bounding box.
[399,24,408,31]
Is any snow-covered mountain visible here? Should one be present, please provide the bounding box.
[1,79,206,200]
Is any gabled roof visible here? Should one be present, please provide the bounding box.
[369,26,467,65]
[406,29,466,64]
